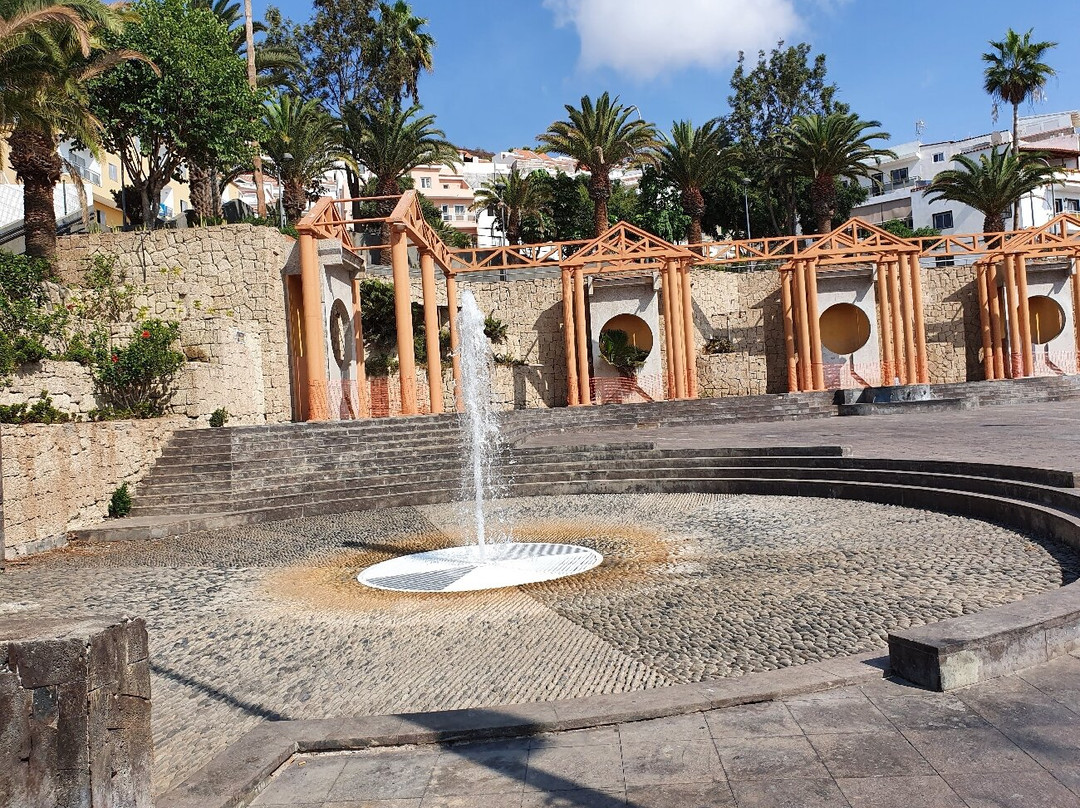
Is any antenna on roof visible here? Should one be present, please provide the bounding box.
[915,120,925,136]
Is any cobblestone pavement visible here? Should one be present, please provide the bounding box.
[2,493,1078,795]
[250,650,1080,807]
[524,400,1080,468]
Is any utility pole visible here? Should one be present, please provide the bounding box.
[244,0,266,218]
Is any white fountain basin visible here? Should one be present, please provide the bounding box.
[357,542,604,593]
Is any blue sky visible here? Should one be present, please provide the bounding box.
[255,0,1080,151]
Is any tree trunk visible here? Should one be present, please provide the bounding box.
[10,126,61,260]
[507,210,521,245]
[189,164,215,223]
[681,186,705,244]
[588,170,611,237]
[984,213,1006,234]
[347,167,362,221]
[810,174,835,235]
[1012,102,1021,229]
[283,179,306,224]
[140,183,158,230]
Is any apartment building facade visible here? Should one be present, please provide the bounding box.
[853,111,1080,234]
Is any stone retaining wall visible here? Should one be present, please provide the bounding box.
[2,417,186,558]
[0,615,152,807]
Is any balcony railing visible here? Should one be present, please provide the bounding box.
[868,176,931,196]
[441,212,476,223]
[67,160,101,186]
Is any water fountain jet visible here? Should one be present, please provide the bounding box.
[357,291,602,593]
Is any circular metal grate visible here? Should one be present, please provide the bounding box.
[357,542,604,593]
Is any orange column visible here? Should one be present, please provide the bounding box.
[887,257,907,385]
[680,263,698,398]
[445,272,463,411]
[898,254,918,384]
[1015,254,1033,376]
[780,269,799,392]
[805,259,825,391]
[667,260,687,399]
[298,232,329,421]
[975,264,995,380]
[1004,254,1024,378]
[419,250,444,415]
[908,253,930,384]
[390,225,417,415]
[876,262,895,385]
[661,266,676,398]
[987,261,1006,379]
[573,268,591,405]
[793,260,813,391]
[1072,256,1080,374]
[561,268,579,406]
[350,273,370,417]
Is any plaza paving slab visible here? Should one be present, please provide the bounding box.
[249,651,1080,807]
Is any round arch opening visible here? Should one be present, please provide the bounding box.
[819,303,871,356]
[1027,295,1066,345]
[599,314,654,357]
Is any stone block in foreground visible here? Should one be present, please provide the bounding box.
[888,584,1080,690]
[0,615,152,807]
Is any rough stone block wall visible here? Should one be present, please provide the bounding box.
[1,418,186,558]
[53,225,296,423]
[1,360,100,415]
[919,263,982,384]
[0,615,151,808]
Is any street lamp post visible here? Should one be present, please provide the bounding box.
[278,152,292,228]
[741,177,753,239]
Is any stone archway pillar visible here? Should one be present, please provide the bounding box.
[419,250,443,415]
[445,272,463,411]
[298,231,329,421]
[390,225,417,415]
[561,268,580,406]
[780,268,799,392]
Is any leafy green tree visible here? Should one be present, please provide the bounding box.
[470,167,551,245]
[91,319,185,418]
[794,177,868,235]
[724,41,846,236]
[634,165,690,244]
[89,0,262,227]
[599,329,648,377]
[538,92,658,237]
[262,94,352,223]
[657,119,730,243]
[777,112,894,234]
[519,172,592,244]
[923,147,1062,233]
[369,0,433,107]
[880,219,940,239]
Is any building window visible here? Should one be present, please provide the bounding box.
[870,172,884,193]
[108,163,118,182]
[890,167,909,185]
[420,176,431,188]
[454,205,465,216]
[932,152,946,163]
[443,184,450,190]
[1055,198,1080,213]
[932,210,954,230]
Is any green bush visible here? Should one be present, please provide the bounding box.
[0,253,60,376]
[483,314,508,346]
[209,407,229,427]
[92,320,185,418]
[599,329,648,377]
[108,483,132,518]
[0,392,74,424]
[704,335,736,354]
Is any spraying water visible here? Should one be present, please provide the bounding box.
[457,290,502,552]
[356,289,602,593]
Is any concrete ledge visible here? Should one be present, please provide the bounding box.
[155,651,886,808]
[838,399,977,416]
[888,581,1080,691]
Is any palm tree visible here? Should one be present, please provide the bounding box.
[656,119,730,244]
[3,0,149,258]
[469,167,550,245]
[538,92,658,237]
[262,94,352,224]
[370,0,433,108]
[778,112,895,234]
[982,28,1056,226]
[923,147,1062,233]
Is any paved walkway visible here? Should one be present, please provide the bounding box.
[250,651,1080,808]
[525,400,1080,469]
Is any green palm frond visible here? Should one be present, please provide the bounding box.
[983,28,1056,111]
[537,91,658,176]
[342,100,455,195]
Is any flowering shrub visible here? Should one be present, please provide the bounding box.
[92,320,185,418]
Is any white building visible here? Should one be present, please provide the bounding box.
[853,111,1080,234]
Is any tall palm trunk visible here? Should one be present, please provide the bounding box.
[588,170,610,237]
[810,175,835,234]
[10,126,62,260]
[984,213,1006,233]
[681,186,705,244]
[283,179,306,224]
[1012,102,1021,228]
[189,164,216,223]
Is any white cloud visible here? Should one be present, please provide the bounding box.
[544,0,803,80]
